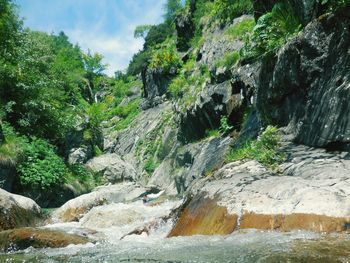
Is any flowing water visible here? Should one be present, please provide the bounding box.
[1,199,350,263]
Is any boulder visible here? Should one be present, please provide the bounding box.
[68,146,92,165]
[170,142,350,236]
[0,189,41,231]
[0,227,89,252]
[51,182,147,222]
[256,7,350,149]
[86,153,137,183]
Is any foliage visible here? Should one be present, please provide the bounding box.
[144,23,175,49]
[212,0,253,22]
[241,1,302,60]
[0,122,26,165]
[149,40,183,72]
[225,17,255,40]
[226,126,285,168]
[127,50,151,76]
[219,116,233,134]
[17,138,66,191]
[163,0,183,23]
[205,129,221,138]
[134,24,153,39]
[144,159,159,175]
[321,0,350,12]
[215,51,240,68]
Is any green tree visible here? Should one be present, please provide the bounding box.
[163,0,183,23]
[134,24,153,39]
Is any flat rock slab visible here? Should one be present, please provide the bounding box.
[171,144,350,235]
[0,227,89,252]
[52,182,147,223]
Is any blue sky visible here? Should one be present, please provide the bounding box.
[16,0,167,75]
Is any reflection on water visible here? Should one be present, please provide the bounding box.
[1,230,350,263]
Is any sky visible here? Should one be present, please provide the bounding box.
[16,0,167,76]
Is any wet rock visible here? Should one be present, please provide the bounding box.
[169,194,238,237]
[80,204,144,229]
[171,142,350,235]
[52,182,146,222]
[86,153,137,183]
[0,189,41,231]
[256,8,350,149]
[0,227,89,252]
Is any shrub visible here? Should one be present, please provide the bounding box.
[212,0,253,22]
[215,51,240,68]
[241,1,302,60]
[226,126,285,168]
[0,123,26,165]
[149,40,183,72]
[17,138,66,191]
[219,116,233,134]
[225,17,255,40]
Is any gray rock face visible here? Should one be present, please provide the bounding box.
[86,153,137,183]
[257,8,350,149]
[149,136,233,195]
[197,15,250,70]
[0,189,41,231]
[141,68,174,110]
[175,11,195,52]
[178,80,245,143]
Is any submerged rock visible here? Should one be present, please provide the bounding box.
[0,189,41,231]
[52,182,146,222]
[0,227,89,252]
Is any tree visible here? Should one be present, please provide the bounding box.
[134,24,153,39]
[82,50,107,102]
[163,0,183,23]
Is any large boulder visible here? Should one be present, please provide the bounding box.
[0,227,89,252]
[170,142,350,236]
[51,182,147,222]
[86,153,137,183]
[256,7,350,149]
[0,189,41,231]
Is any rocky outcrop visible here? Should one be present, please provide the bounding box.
[52,183,146,222]
[170,140,350,235]
[141,68,174,110]
[0,189,41,231]
[149,136,233,195]
[0,227,89,252]
[177,80,246,142]
[256,7,350,149]
[86,153,137,183]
